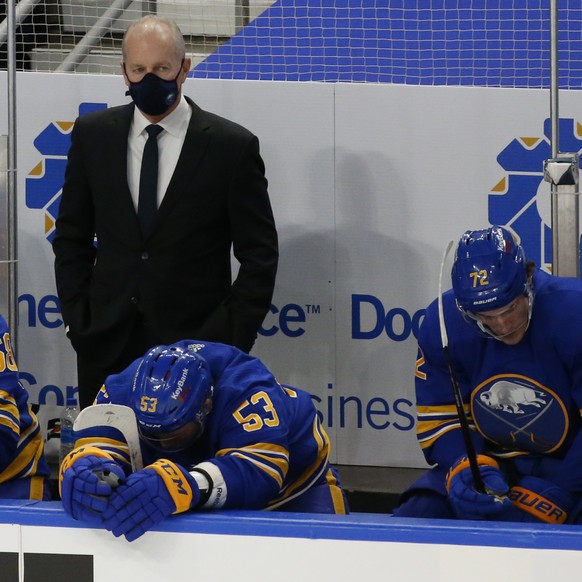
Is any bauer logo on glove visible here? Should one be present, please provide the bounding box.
[508,477,572,525]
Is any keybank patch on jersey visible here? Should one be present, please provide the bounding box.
[471,374,568,454]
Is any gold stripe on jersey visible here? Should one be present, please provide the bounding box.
[236,447,289,473]
[417,424,461,449]
[0,414,19,434]
[415,349,427,380]
[270,416,331,504]
[417,403,469,417]
[216,442,290,485]
[230,452,285,486]
[216,442,289,461]
[17,407,40,444]
[489,449,529,459]
[29,475,46,500]
[75,436,132,467]
[0,431,44,483]
[0,389,20,434]
[326,468,348,514]
[0,389,18,410]
[21,438,45,478]
[417,403,473,451]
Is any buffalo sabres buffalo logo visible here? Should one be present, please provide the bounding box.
[479,381,547,414]
[471,374,568,454]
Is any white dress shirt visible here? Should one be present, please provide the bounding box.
[127,95,193,211]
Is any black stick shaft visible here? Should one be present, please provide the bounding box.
[443,345,485,492]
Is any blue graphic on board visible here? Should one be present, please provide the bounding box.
[25,103,107,243]
[489,118,582,271]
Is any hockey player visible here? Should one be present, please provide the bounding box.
[0,315,51,500]
[394,226,582,524]
[59,341,348,540]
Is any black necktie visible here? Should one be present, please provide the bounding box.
[138,124,164,235]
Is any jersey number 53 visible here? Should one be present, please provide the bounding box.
[233,391,280,432]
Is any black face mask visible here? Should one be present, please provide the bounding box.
[125,63,183,116]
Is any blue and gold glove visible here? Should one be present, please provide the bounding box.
[505,476,572,525]
[102,459,200,542]
[446,454,512,520]
[60,446,125,522]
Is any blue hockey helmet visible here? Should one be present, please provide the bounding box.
[452,226,528,313]
[131,345,213,442]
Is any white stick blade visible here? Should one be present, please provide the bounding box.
[438,239,455,349]
[74,404,143,471]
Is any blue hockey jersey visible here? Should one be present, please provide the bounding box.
[0,315,50,500]
[85,340,338,510]
[415,269,582,493]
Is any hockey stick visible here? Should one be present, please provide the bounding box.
[74,404,144,472]
[438,240,485,493]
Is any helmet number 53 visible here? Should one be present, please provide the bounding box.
[140,396,158,413]
[233,391,280,432]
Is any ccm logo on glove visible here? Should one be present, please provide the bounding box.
[149,459,194,513]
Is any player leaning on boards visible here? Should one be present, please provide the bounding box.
[59,341,348,541]
[394,225,582,524]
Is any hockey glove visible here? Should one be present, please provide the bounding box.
[504,476,572,525]
[60,446,125,522]
[446,454,512,520]
[102,459,201,542]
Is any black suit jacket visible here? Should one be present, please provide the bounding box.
[53,97,278,366]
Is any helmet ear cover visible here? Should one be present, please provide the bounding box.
[131,345,213,442]
[452,226,528,314]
